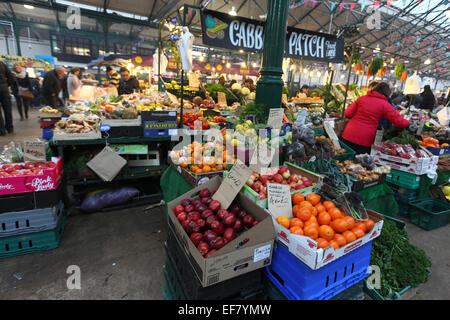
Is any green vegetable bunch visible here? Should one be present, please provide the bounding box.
[369,57,384,77]
[394,64,406,80]
[370,219,431,298]
[238,102,267,124]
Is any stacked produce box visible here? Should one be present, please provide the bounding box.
[0,157,66,258]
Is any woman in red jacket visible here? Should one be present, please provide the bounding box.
[341,82,409,154]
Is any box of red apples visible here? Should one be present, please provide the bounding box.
[0,157,63,196]
[167,175,276,287]
[242,162,323,209]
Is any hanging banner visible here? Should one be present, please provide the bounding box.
[200,9,344,63]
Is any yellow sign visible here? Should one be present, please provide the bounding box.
[217,64,222,71]
[134,56,143,64]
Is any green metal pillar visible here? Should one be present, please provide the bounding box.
[12,22,21,56]
[255,0,288,116]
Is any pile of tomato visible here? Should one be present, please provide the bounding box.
[182,112,209,130]
[276,193,375,250]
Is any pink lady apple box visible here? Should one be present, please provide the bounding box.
[0,157,63,196]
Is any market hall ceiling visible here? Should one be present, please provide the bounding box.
[0,0,449,78]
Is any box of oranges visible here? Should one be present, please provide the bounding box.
[271,188,384,270]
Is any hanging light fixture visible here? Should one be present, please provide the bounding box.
[424,58,431,65]
[199,55,204,62]
[241,61,246,68]
[252,62,257,68]
[229,6,237,16]
[226,62,231,68]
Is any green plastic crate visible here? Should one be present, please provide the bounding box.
[409,198,450,230]
[387,183,420,218]
[0,214,66,258]
[334,140,356,161]
[313,126,325,136]
[386,169,422,189]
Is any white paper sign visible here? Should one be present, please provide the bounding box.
[212,159,252,209]
[416,120,426,135]
[267,183,292,218]
[324,121,340,149]
[249,141,276,174]
[295,109,308,126]
[23,141,46,162]
[267,108,284,130]
[188,73,200,91]
[254,244,272,263]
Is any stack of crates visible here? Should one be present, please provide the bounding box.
[386,169,430,218]
[261,241,372,300]
[163,226,265,300]
[0,182,66,258]
[40,116,61,141]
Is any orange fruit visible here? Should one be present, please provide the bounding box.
[310,206,318,217]
[292,205,302,217]
[334,233,347,247]
[323,201,335,211]
[329,208,343,220]
[292,193,305,205]
[317,238,329,249]
[304,226,319,240]
[319,225,335,241]
[306,193,321,206]
[329,240,339,250]
[276,216,290,229]
[354,222,367,233]
[299,201,314,209]
[364,219,375,232]
[342,230,357,244]
[297,207,312,222]
[318,212,331,225]
[330,218,349,233]
[315,204,326,213]
[343,216,355,229]
[289,218,304,229]
[352,227,365,239]
[291,227,304,236]
[304,222,319,231]
[202,165,211,172]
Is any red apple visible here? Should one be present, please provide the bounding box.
[259,175,269,184]
[282,170,291,180]
[278,167,288,175]
[295,184,306,190]
[289,174,300,183]
[273,174,283,183]
[303,180,313,187]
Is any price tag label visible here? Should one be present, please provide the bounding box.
[166,91,179,105]
[374,129,384,146]
[249,141,276,174]
[188,73,200,91]
[323,121,340,150]
[23,141,46,162]
[281,94,288,105]
[217,91,227,106]
[267,108,284,130]
[295,109,308,126]
[416,119,426,135]
[212,159,252,209]
[267,183,292,218]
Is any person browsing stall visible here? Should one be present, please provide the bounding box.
[11,64,32,120]
[106,66,120,88]
[42,66,66,109]
[341,82,410,155]
[118,68,141,95]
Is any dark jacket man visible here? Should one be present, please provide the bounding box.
[0,61,14,135]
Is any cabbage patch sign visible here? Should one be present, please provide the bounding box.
[200,9,344,63]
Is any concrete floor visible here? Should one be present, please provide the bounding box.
[0,107,449,300]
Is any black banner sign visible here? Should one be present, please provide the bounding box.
[200,9,344,63]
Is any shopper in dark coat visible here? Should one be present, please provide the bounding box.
[42,66,66,109]
[118,68,141,95]
[11,64,32,120]
[420,85,436,110]
[0,61,15,135]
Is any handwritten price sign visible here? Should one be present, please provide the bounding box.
[267,183,292,218]
[24,141,46,162]
[212,159,252,209]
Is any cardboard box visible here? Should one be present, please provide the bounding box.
[0,157,63,196]
[102,116,141,127]
[272,209,383,270]
[370,148,439,175]
[241,162,323,209]
[38,111,62,118]
[169,157,229,186]
[167,176,276,287]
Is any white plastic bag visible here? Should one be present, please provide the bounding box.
[177,27,194,71]
[437,106,450,126]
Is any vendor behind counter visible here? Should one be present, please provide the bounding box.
[118,67,141,95]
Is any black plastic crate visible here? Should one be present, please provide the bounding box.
[102,126,143,138]
[0,183,63,214]
[165,225,264,300]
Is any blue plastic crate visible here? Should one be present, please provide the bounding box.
[42,127,53,140]
[263,241,372,300]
